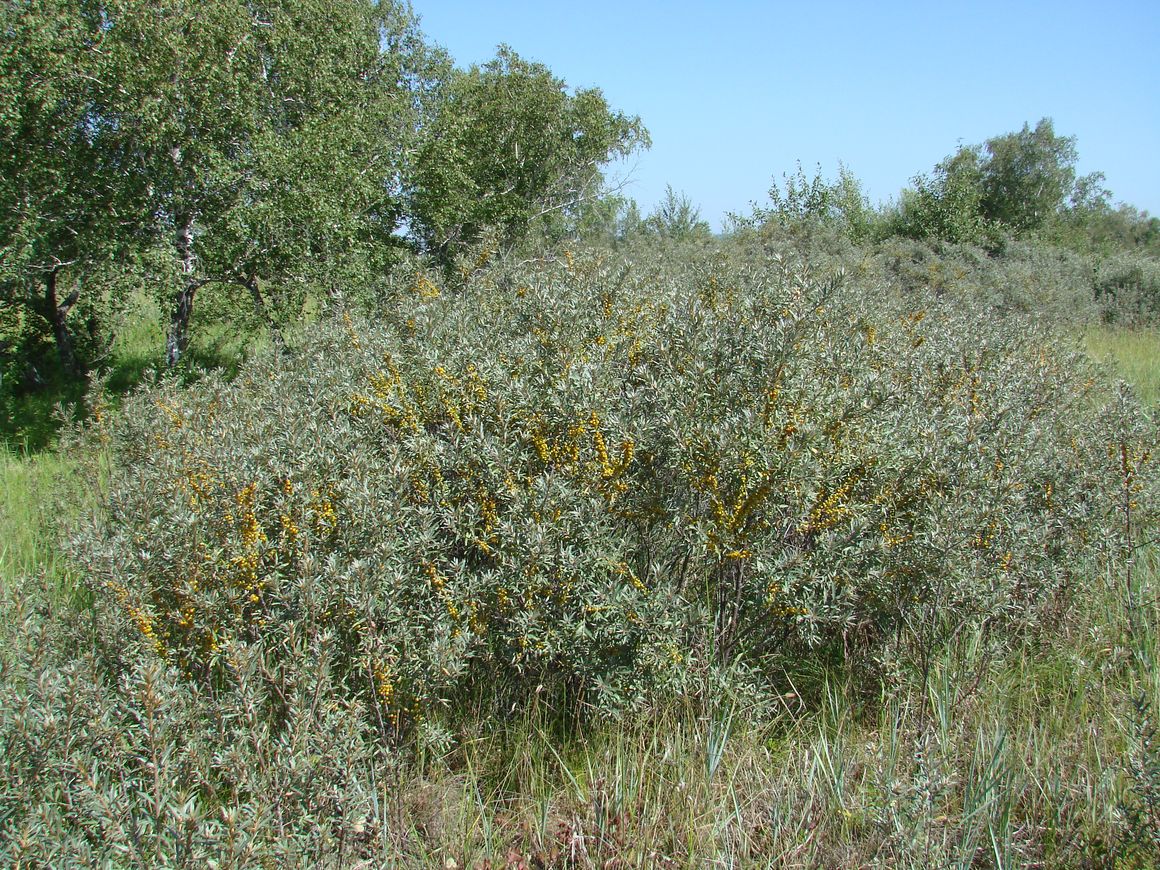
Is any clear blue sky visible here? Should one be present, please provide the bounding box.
[409,0,1160,231]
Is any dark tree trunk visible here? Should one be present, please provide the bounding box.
[243,274,283,348]
[166,281,197,367]
[43,268,82,377]
[166,215,197,367]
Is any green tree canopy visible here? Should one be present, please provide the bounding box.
[893,118,1095,247]
[406,45,649,264]
[89,0,439,363]
[0,0,148,377]
[978,118,1078,233]
[736,163,874,244]
[3,6,654,375]
[893,146,996,246]
[643,186,712,241]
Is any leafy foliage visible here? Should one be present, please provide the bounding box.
[406,46,648,264]
[0,0,444,371]
[890,146,1002,248]
[103,0,437,362]
[0,0,148,377]
[3,546,1156,866]
[64,246,1156,736]
[979,119,1080,234]
[6,10,1160,861]
[738,162,875,245]
[641,186,712,241]
[1093,255,1160,326]
[3,8,649,368]
[890,118,1101,248]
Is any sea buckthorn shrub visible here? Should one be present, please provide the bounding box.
[870,237,1100,324]
[0,570,424,866]
[1094,253,1160,325]
[66,245,1157,729]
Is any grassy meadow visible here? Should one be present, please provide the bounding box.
[1086,327,1160,408]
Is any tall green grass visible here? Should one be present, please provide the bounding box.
[0,443,105,611]
[0,449,70,587]
[1086,325,1160,406]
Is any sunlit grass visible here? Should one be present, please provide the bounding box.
[0,445,102,611]
[1,449,65,586]
[1086,325,1160,407]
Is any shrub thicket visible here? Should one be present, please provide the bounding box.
[868,237,1099,322]
[65,247,1156,734]
[1094,254,1160,326]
